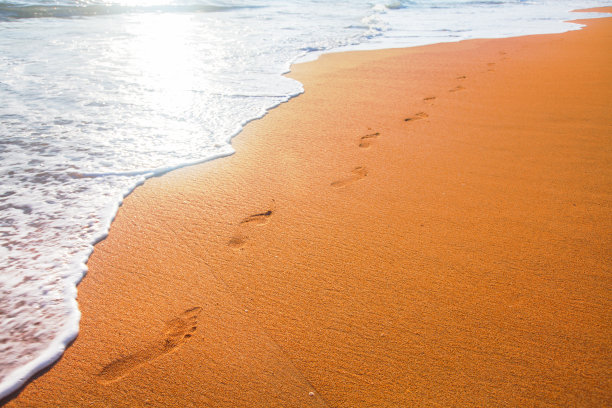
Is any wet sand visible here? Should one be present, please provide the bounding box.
[4,8,612,407]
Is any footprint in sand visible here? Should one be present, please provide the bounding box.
[97,307,202,384]
[331,166,368,188]
[423,96,436,102]
[228,204,274,249]
[449,85,465,92]
[404,112,429,122]
[456,75,467,80]
[359,132,379,148]
[228,234,248,248]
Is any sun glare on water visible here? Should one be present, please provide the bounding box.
[128,14,196,100]
[110,11,215,153]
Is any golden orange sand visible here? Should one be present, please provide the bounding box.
[4,9,612,408]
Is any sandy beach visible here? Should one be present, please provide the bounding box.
[3,8,611,407]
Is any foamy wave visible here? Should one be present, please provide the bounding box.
[372,0,413,12]
[362,14,388,34]
[0,2,259,20]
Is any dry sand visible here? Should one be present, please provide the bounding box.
[4,8,611,408]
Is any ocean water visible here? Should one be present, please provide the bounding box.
[0,0,609,398]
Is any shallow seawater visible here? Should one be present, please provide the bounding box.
[0,0,609,398]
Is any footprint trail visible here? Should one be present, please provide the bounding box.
[331,166,368,188]
[240,209,273,226]
[228,204,275,249]
[97,307,202,384]
[404,112,429,122]
[449,85,466,92]
[359,132,379,148]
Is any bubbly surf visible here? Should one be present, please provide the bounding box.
[0,0,609,399]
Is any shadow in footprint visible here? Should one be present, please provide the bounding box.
[359,132,379,148]
[240,209,273,226]
[423,96,436,102]
[404,112,429,122]
[456,75,467,80]
[331,166,368,188]
[449,85,465,92]
[228,204,275,249]
[97,307,202,384]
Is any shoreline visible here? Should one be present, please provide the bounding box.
[4,8,612,407]
[1,7,610,402]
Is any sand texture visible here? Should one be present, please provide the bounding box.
[4,9,611,408]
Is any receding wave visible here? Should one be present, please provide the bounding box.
[0,2,259,20]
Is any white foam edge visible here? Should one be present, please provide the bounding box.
[0,81,304,401]
[296,9,612,62]
[1,5,610,401]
